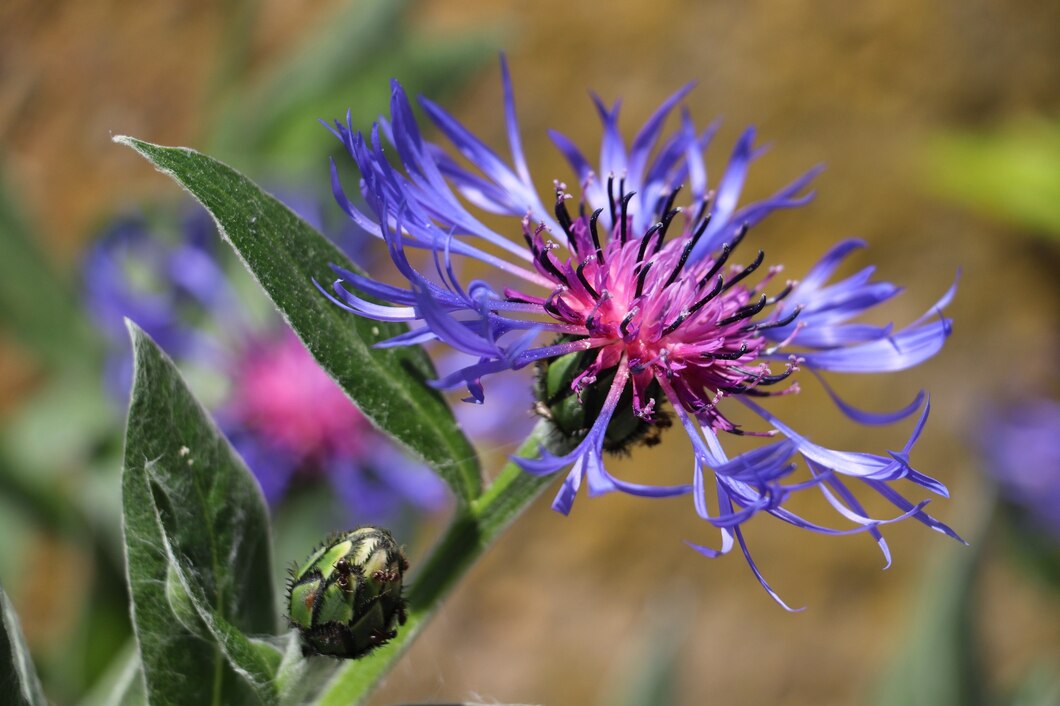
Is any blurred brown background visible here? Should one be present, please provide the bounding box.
[2,1,1058,704]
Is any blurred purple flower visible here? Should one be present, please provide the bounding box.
[983,398,1060,540]
[321,59,962,607]
[83,213,237,396]
[84,208,446,523]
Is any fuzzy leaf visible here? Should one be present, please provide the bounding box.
[153,530,280,705]
[114,136,482,504]
[1,582,47,706]
[122,322,276,706]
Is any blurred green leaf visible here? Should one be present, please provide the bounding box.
[604,592,692,706]
[925,120,1060,239]
[1,581,47,706]
[205,0,260,115]
[873,530,986,706]
[2,372,113,475]
[122,322,276,705]
[245,39,496,170]
[76,643,143,706]
[0,446,80,538]
[210,0,406,158]
[115,136,482,505]
[209,0,494,170]
[0,165,102,370]
[997,502,1060,591]
[0,493,32,583]
[0,372,119,574]
[1009,665,1060,706]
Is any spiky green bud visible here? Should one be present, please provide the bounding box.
[534,338,670,454]
[286,526,408,659]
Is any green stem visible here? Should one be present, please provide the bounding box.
[312,420,555,706]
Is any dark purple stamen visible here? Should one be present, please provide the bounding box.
[576,257,600,299]
[663,215,712,289]
[655,208,681,253]
[619,307,639,338]
[554,194,579,254]
[718,381,760,395]
[657,185,683,222]
[717,293,768,326]
[689,273,726,313]
[634,259,654,298]
[691,194,713,227]
[698,243,732,288]
[742,305,802,333]
[637,222,664,264]
[538,250,570,286]
[619,190,636,244]
[752,366,797,386]
[505,293,538,304]
[694,212,714,238]
[662,274,725,335]
[699,223,751,286]
[701,343,749,360]
[607,176,617,230]
[767,282,794,305]
[589,208,605,264]
[721,250,765,292]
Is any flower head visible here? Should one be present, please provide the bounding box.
[83,213,237,396]
[85,207,447,523]
[981,398,1060,540]
[323,59,961,606]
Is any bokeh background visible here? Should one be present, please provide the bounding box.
[1,1,1058,705]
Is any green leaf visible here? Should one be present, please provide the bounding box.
[209,0,409,160]
[0,373,115,544]
[207,0,496,172]
[1008,666,1060,706]
[0,163,102,371]
[114,136,482,504]
[608,594,692,706]
[924,120,1060,239]
[122,322,276,706]
[152,528,279,705]
[270,632,337,706]
[872,521,987,706]
[222,38,496,171]
[1,581,47,706]
[75,642,143,706]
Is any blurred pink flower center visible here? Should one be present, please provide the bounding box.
[231,333,365,461]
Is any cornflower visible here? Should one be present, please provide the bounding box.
[322,59,961,606]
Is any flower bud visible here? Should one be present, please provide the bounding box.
[286,526,408,658]
[534,339,670,455]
